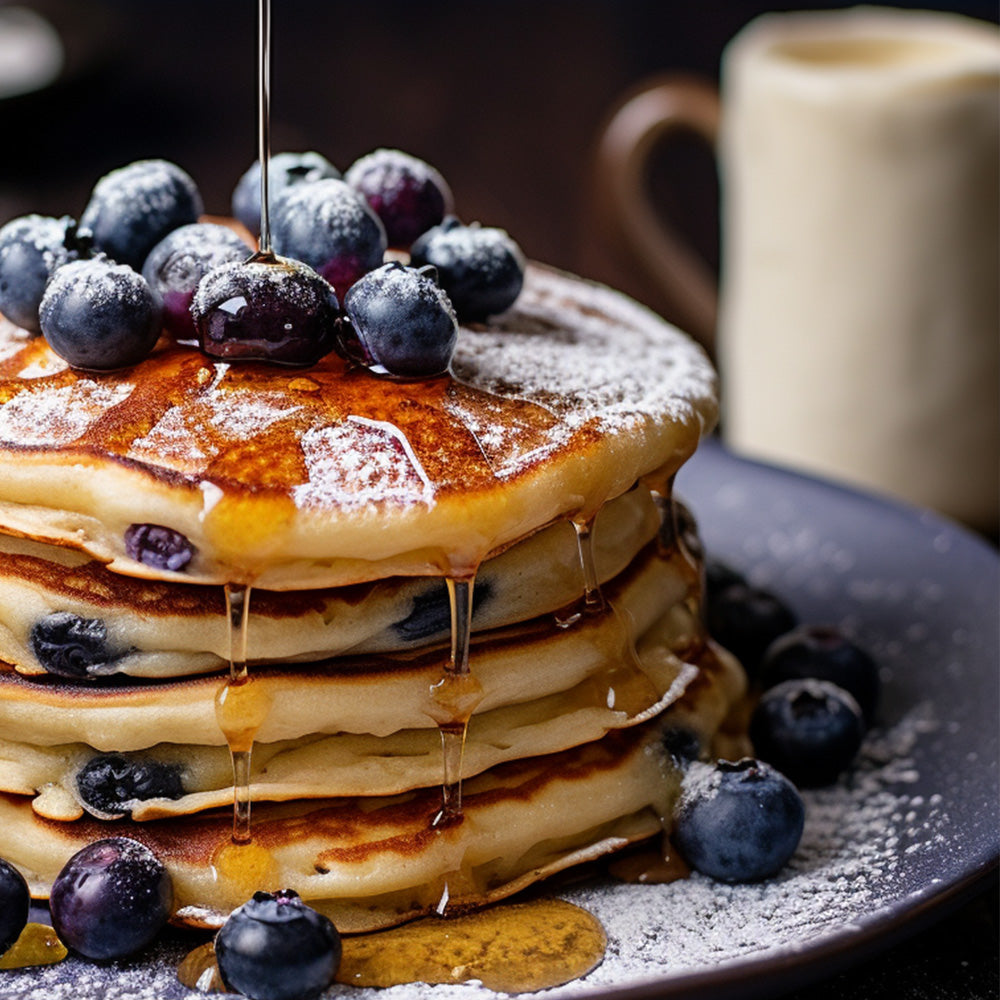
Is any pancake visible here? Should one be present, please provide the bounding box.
[0,719,692,934]
[0,264,717,588]
[0,485,658,679]
[0,251,729,938]
[0,632,742,823]
[0,544,690,750]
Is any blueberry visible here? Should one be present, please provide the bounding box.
[750,679,865,788]
[271,177,386,300]
[661,726,703,763]
[142,223,251,342]
[345,148,453,249]
[76,754,185,820]
[706,581,797,677]
[673,758,805,882]
[124,523,195,572]
[39,257,162,370]
[49,837,173,960]
[0,215,92,332]
[30,612,119,679]
[761,624,880,724]
[410,216,525,322]
[232,152,341,236]
[393,579,492,643]
[341,261,458,378]
[192,256,339,366]
[704,558,746,602]
[0,858,30,956]
[215,889,341,1000]
[80,160,202,270]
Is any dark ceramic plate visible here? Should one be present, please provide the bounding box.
[5,439,998,999]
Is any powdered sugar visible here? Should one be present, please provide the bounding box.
[0,380,134,447]
[0,706,951,1000]
[0,264,716,521]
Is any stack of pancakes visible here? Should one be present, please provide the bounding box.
[0,263,744,932]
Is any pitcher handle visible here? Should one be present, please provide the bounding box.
[594,74,721,357]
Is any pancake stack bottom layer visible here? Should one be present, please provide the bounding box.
[0,264,742,932]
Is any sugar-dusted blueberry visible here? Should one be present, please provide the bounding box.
[76,754,185,820]
[271,177,386,300]
[342,261,458,378]
[215,889,341,1000]
[760,624,880,724]
[124,523,195,572]
[192,256,339,366]
[80,159,203,269]
[39,257,162,370]
[49,837,173,960]
[232,151,341,236]
[345,148,453,249]
[410,216,525,321]
[0,858,30,956]
[673,758,804,883]
[750,679,865,788]
[142,223,251,343]
[30,611,119,679]
[0,214,92,332]
[706,581,797,678]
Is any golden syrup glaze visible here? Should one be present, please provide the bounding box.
[178,898,606,994]
[0,265,717,586]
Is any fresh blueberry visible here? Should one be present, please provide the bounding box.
[410,216,525,322]
[0,858,30,956]
[49,837,173,960]
[124,523,195,572]
[393,579,492,643]
[704,558,746,603]
[80,159,203,270]
[232,152,341,236]
[345,148,453,249]
[341,261,458,378]
[29,612,119,679]
[192,256,339,366]
[673,758,805,882]
[661,726,703,763]
[750,679,865,787]
[215,889,341,1000]
[0,215,92,332]
[706,581,797,678]
[142,223,251,343]
[39,257,162,370]
[760,624,880,724]
[76,754,185,820]
[271,177,386,300]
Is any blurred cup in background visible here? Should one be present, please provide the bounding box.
[597,7,1000,535]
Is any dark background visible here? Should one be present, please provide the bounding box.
[1,0,997,323]
[0,2,996,997]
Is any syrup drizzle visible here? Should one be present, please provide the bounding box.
[214,583,260,844]
[428,574,483,827]
[256,0,272,255]
[555,512,606,627]
[644,468,677,556]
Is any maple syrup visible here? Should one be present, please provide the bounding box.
[608,844,691,885]
[0,924,67,969]
[214,583,265,844]
[179,899,607,994]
